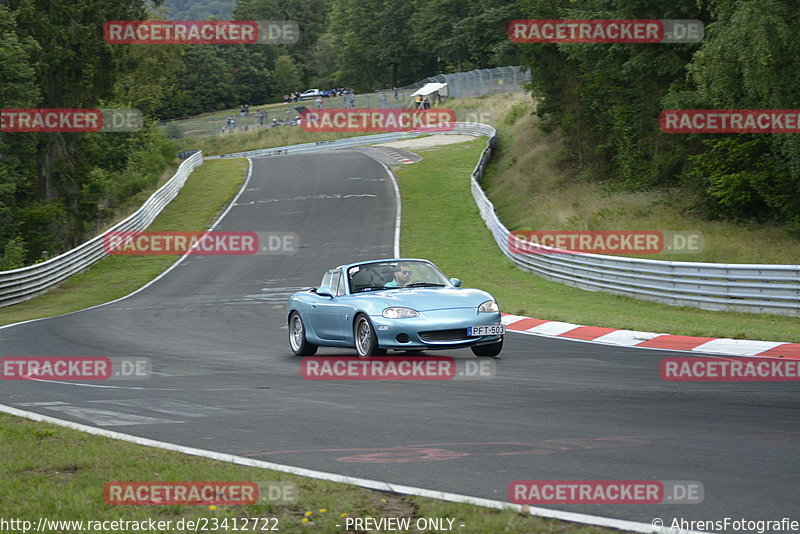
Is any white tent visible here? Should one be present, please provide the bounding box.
[410,82,448,97]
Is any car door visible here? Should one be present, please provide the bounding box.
[307,270,346,341]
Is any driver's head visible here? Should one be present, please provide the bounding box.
[394,263,413,283]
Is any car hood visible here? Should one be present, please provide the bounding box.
[371,287,493,312]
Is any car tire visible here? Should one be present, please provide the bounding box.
[354,314,386,358]
[289,312,317,356]
[471,338,503,358]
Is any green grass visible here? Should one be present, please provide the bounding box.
[0,158,248,327]
[0,413,620,533]
[393,139,800,343]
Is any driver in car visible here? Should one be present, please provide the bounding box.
[384,264,413,287]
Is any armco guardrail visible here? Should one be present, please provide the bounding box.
[0,151,204,308]
[464,125,800,317]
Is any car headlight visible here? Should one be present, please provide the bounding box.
[478,300,499,313]
[382,307,420,319]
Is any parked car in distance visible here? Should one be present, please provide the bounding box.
[299,89,323,100]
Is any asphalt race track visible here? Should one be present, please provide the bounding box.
[2,150,799,531]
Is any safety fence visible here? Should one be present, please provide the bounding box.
[0,152,204,308]
[384,65,530,101]
[159,66,530,138]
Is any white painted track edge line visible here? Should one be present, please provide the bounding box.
[0,158,254,333]
[378,160,401,258]
[0,402,686,534]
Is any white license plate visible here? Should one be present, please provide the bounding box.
[467,325,505,336]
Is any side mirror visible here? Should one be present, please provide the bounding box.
[316,286,334,298]
[449,278,462,287]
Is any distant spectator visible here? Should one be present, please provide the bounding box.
[316,95,323,109]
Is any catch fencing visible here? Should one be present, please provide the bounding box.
[159,66,530,137]
[384,65,530,101]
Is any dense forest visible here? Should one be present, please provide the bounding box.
[517,0,800,234]
[1,0,798,269]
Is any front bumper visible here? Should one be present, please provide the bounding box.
[370,308,503,350]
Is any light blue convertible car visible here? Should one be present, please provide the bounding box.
[287,258,505,358]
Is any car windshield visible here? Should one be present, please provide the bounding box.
[347,260,449,293]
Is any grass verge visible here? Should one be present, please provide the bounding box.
[393,139,800,343]
[0,416,619,533]
[0,158,248,327]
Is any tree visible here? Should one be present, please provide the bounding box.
[7,0,152,201]
[678,0,800,231]
[178,46,238,116]
[234,0,332,84]
[309,33,338,88]
[0,3,41,256]
[271,54,302,96]
[329,0,433,90]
